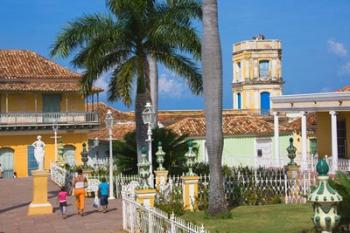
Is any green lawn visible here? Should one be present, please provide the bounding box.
[182,204,315,233]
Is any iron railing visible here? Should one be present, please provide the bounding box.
[0,111,99,126]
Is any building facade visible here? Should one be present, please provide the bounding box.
[0,50,101,178]
[232,35,283,114]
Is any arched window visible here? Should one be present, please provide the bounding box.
[237,93,242,110]
[63,145,76,167]
[0,148,14,178]
[259,60,270,78]
[236,62,241,81]
[260,92,270,115]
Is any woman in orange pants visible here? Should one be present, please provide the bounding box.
[72,168,87,216]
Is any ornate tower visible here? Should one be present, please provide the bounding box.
[232,35,283,114]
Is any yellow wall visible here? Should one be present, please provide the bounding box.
[316,111,350,158]
[0,132,87,177]
[0,92,85,113]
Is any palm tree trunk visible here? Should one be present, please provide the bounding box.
[135,54,151,162]
[202,0,227,215]
[149,55,158,128]
[135,92,149,162]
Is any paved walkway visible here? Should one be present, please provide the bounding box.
[0,177,123,233]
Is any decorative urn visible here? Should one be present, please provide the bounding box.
[81,143,89,168]
[137,147,151,189]
[287,137,297,165]
[308,159,342,233]
[185,140,196,176]
[155,142,165,171]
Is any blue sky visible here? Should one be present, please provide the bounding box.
[1,0,350,111]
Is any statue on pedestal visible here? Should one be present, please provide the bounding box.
[32,136,46,171]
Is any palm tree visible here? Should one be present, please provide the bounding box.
[51,0,202,160]
[202,0,227,215]
[114,128,195,175]
[149,0,202,127]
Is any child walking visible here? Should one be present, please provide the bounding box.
[57,186,68,219]
[98,177,109,213]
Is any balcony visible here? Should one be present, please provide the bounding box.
[232,78,284,88]
[0,112,99,130]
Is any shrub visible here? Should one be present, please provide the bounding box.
[329,172,350,226]
[155,186,184,216]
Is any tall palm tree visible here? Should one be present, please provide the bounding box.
[202,0,227,215]
[51,0,202,160]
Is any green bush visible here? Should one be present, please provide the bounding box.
[155,187,184,216]
[329,172,350,226]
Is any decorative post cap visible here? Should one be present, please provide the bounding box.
[141,146,147,155]
[156,141,165,171]
[158,141,162,147]
[316,159,329,176]
[287,137,297,166]
[187,140,193,148]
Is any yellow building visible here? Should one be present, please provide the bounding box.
[232,35,283,114]
[272,88,350,173]
[0,50,101,178]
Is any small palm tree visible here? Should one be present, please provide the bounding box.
[51,0,202,161]
[114,128,195,175]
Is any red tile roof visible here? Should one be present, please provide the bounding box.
[168,115,292,137]
[88,122,135,141]
[281,113,317,136]
[337,85,350,92]
[0,50,102,92]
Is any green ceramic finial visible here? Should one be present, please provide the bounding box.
[141,146,147,154]
[316,159,329,176]
[158,141,162,147]
[287,137,297,165]
[187,140,193,148]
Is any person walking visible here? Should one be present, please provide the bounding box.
[72,168,87,216]
[98,177,109,213]
[57,186,68,219]
[0,163,3,179]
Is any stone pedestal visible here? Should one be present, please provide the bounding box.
[154,170,168,192]
[286,164,300,180]
[181,176,199,211]
[135,189,156,207]
[27,170,53,215]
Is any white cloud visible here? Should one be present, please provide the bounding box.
[328,39,347,57]
[339,62,350,76]
[94,71,110,91]
[159,73,187,98]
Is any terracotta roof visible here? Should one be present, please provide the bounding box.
[0,50,80,80]
[93,102,134,124]
[0,50,103,92]
[282,113,317,136]
[88,122,135,141]
[0,82,101,92]
[168,115,292,137]
[337,85,350,92]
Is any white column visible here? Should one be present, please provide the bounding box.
[301,111,307,171]
[330,111,338,173]
[273,112,280,167]
[109,127,115,199]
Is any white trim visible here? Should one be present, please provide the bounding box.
[271,92,350,103]
[29,203,51,207]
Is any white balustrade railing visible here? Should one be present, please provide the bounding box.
[122,191,208,233]
[50,162,73,189]
[0,111,98,126]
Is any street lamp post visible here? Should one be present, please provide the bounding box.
[105,110,115,199]
[142,102,155,188]
[52,123,59,162]
[93,137,99,170]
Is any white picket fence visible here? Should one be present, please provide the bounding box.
[122,191,208,233]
